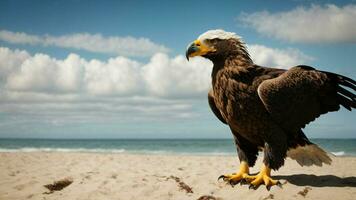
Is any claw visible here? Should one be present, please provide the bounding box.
[244,164,281,190]
[276,181,282,188]
[229,180,236,187]
[266,181,282,190]
[229,179,240,186]
[266,185,271,191]
[218,175,229,181]
[218,161,250,187]
[218,173,249,188]
[240,179,248,185]
[218,175,225,181]
[249,184,257,190]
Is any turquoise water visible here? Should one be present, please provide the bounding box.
[0,138,355,156]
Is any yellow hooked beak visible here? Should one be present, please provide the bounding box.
[186,40,216,60]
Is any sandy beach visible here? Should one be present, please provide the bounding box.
[0,152,355,200]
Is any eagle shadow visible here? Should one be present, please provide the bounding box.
[274,174,356,187]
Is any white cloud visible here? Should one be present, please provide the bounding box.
[0,96,199,125]
[6,53,84,93]
[84,56,142,95]
[0,30,169,56]
[0,47,30,82]
[239,4,356,43]
[0,47,212,97]
[0,45,311,128]
[0,30,41,45]
[142,53,212,97]
[248,44,313,67]
[1,44,311,96]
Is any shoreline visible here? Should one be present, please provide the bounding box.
[0,150,353,158]
[1,152,355,200]
[1,138,355,157]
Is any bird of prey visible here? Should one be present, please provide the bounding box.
[186,29,356,190]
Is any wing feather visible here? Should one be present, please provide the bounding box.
[257,65,355,132]
[208,89,227,124]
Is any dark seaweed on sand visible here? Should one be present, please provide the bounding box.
[44,177,73,194]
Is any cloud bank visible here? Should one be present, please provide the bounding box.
[0,47,212,97]
[0,43,310,129]
[0,30,170,57]
[239,4,356,43]
[0,44,310,97]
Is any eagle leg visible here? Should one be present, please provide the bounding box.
[244,163,282,190]
[218,161,250,186]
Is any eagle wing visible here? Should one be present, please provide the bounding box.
[208,89,227,124]
[257,65,356,132]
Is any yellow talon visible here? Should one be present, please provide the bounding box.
[218,161,250,186]
[245,164,281,190]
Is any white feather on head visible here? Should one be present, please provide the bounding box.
[198,29,242,41]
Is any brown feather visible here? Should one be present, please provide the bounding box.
[202,34,355,170]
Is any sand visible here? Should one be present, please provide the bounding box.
[0,152,355,200]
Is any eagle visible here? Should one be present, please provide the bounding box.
[185,30,356,190]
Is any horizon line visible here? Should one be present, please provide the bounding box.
[1,137,356,140]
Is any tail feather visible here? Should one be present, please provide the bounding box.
[287,144,332,167]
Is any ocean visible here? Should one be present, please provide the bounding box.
[0,138,355,156]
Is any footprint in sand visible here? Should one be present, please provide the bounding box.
[14,180,38,191]
[111,173,118,179]
[14,184,26,191]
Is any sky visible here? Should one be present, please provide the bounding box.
[0,0,355,139]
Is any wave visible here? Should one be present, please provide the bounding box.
[0,148,126,153]
[0,147,351,157]
[331,151,345,156]
[0,147,236,156]
[0,147,186,154]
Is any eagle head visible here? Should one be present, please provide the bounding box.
[186,29,250,63]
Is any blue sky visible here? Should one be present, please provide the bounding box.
[0,0,355,138]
